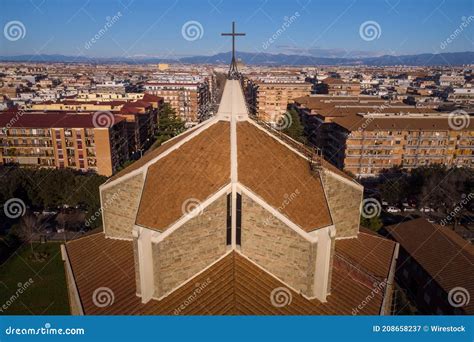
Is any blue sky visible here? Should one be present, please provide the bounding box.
[1,0,473,58]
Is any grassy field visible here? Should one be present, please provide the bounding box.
[0,242,70,315]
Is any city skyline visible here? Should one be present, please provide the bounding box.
[0,0,474,335]
[1,0,473,59]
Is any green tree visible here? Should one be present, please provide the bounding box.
[282,109,306,144]
[0,166,106,231]
[13,214,50,259]
[377,167,408,205]
[360,215,383,232]
[156,103,185,145]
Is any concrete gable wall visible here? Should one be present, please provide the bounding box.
[152,194,228,298]
[322,172,361,238]
[101,173,145,239]
[240,194,317,297]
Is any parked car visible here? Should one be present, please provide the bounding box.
[386,206,401,213]
[420,207,434,213]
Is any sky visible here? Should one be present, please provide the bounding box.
[1,0,473,59]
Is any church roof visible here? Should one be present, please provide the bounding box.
[237,121,332,231]
[108,127,197,182]
[136,121,231,230]
[65,231,396,315]
[111,79,340,233]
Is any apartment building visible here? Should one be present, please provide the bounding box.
[245,78,312,123]
[144,81,210,125]
[74,92,144,102]
[293,95,474,177]
[0,87,17,99]
[96,81,126,94]
[319,77,361,96]
[30,95,162,157]
[0,112,128,176]
[449,86,474,104]
[332,114,473,176]
[293,95,413,147]
[439,74,465,87]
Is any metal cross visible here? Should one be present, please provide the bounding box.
[221,21,246,78]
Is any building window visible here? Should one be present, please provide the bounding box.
[226,193,232,246]
[236,192,242,246]
[225,192,242,246]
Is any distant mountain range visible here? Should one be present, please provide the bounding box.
[0,51,473,66]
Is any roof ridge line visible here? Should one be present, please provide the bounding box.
[102,118,221,189]
[153,249,234,303]
[139,183,232,236]
[245,118,362,189]
[141,118,220,174]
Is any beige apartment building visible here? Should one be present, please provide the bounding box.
[331,115,473,176]
[293,95,474,177]
[0,112,128,176]
[144,81,210,124]
[246,79,312,123]
[320,77,361,96]
[31,100,126,112]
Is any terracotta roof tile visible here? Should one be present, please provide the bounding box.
[65,233,392,315]
[107,128,196,182]
[0,112,125,128]
[135,121,230,230]
[333,114,474,131]
[336,231,396,279]
[386,218,474,313]
[237,121,332,231]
